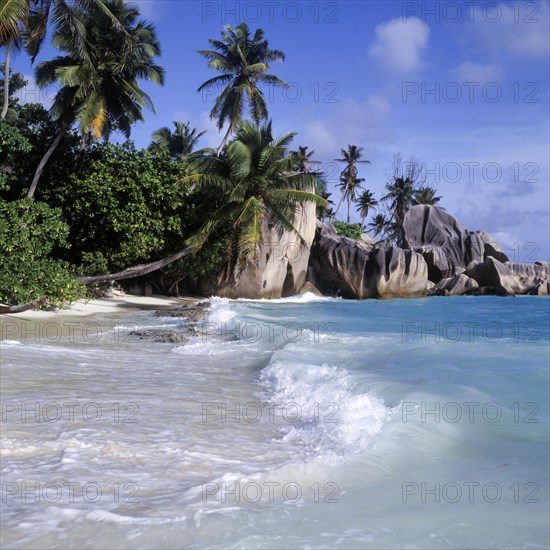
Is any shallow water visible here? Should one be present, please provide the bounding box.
[1,295,549,549]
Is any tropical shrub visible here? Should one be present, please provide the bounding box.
[0,199,80,306]
[332,221,362,240]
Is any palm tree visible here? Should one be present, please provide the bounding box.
[382,176,415,247]
[1,0,124,119]
[413,185,441,205]
[356,189,378,230]
[336,175,365,223]
[334,145,370,222]
[197,22,288,153]
[27,0,164,198]
[1,0,25,120]
[290,145,320,173]
[150,121,206,160]
[183,120,326,280]
[368,213,389,239]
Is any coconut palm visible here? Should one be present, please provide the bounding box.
[368,213,389,238]
[27,0,164,198]
[290,145,320,173]
[356,189,378,230]
[382,176,416,247]
[1,0,124,119]
[334,145,370,222]
[197,22,288,152]
[412,185,441,205]
[150,121,206,160]
[1,0,25,120]
[183,120,326,280]
[336,174,365,223]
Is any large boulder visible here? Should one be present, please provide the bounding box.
[429,274,479,296]
[403,205,509,281]
[465,257,550,295]
[308,222,429,299]
[216,201,318,299]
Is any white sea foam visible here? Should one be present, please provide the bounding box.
[259,359,391,463]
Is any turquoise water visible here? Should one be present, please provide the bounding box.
[1,295,549,548]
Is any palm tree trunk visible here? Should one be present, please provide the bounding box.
[333,192,344,220]
[1,43,12,120]
[76,246,195,284]
[27,123,68,199]
[347,196,351,223]
[361,215,366,231]
[217,123,233,155]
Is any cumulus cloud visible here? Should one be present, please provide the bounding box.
[469,1,549,58]
[450,62,503,84]
[369,17,430,74]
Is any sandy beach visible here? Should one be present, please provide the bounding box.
[0,292,200,322]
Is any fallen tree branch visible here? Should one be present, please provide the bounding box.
[0,295,49,314]
[76,246,195,284]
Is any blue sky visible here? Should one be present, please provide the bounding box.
[11,0,550,261]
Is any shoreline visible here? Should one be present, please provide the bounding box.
[0,292,201,322]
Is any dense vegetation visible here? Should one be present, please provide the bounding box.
[0,5,442,310]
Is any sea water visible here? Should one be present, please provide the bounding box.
[1,295,549,549]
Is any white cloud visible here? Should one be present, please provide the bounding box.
[450,62,503,84]
[469,2,549,58]
[369,17,430,74]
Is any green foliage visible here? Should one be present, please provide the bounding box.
[0,198,80,306]
[184,120,326,280]
[63,142,190,272]
[198,22,287,148]
[332,221,362,240]
[0,119,31,191]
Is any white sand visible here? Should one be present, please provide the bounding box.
[1,292,200,321]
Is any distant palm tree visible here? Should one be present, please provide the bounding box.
[334,145,370,222]
[290,145,321,173]
[356,189,378,230]
[183,120,326,280]
[382,176,415,247]
[150,121,206,160]
[197,22,288,153]
[412,185,441,205]
[27,0,164,198]
[368,213,389,239]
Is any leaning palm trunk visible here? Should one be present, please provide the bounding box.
[1,44,11,120]
[27,122,69,198]
[76,246,195,284]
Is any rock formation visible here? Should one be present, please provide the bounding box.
[307,222,429,299]
[403,205,508,281]
[213,201,318,299]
